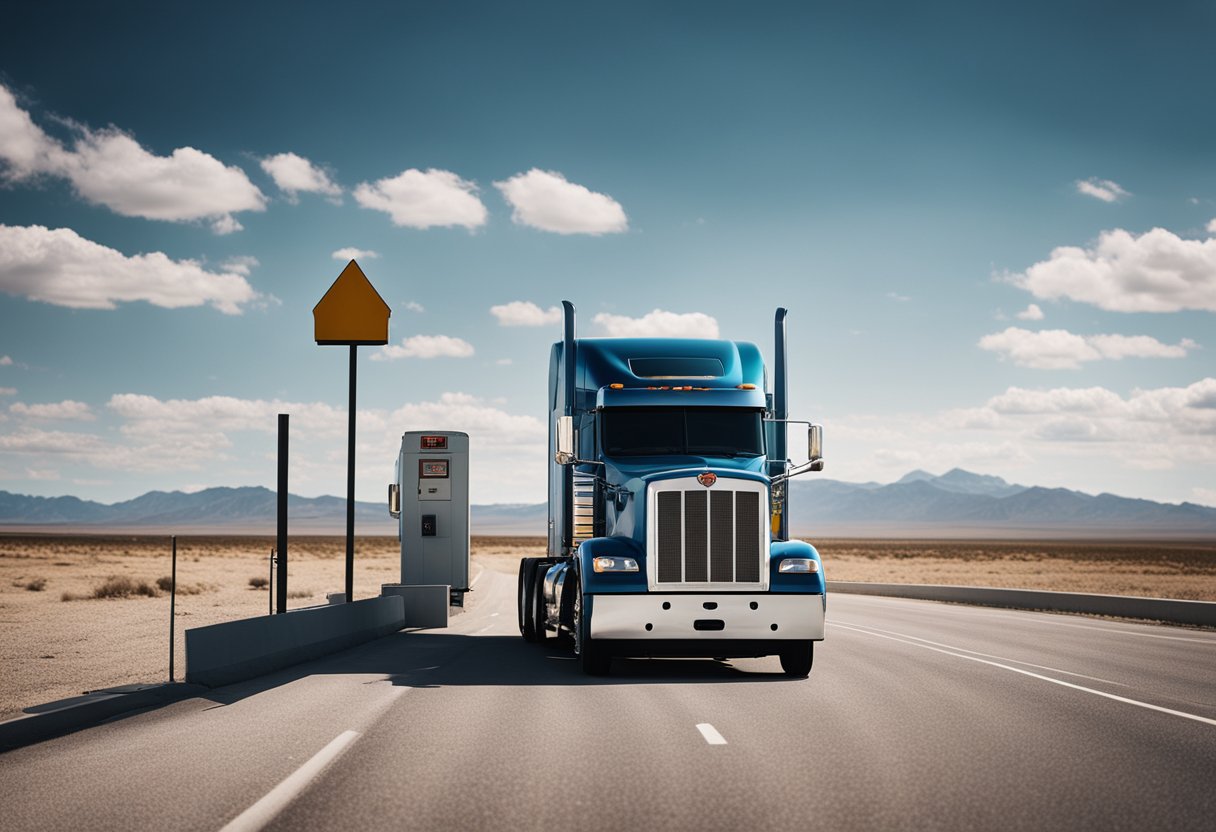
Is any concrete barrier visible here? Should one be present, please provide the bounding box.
[381,584,449,628]
[828,581,1216,628]
[185,595,405,687]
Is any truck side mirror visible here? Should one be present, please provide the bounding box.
[388,483,401,518]
[808,424,823,463]
[555,415,576,465]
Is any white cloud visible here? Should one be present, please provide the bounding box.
[331,247,378,261]
[0,83,265,231]
[593,309,720,338]
[25,468,60,481]
[1009,227,1216,312]
[1016,303,1045,321]
[0,355,12,365]
[885,291,911,302]
[221,256,259,276]
[1208,218,1216,234]
[494,169,627,235]
[490,300,562,327]
[10,400,94,421]
[260,152,342,202]
[0,84,71,178]
[0,224,259,314]
[372,335,475,360]
[496,358,513,365]
[0,387,16,396]
[979,326,1196,369]
[354,168,486,229]
[210,215,244,235]
[1075,177,1130,203]
[403,301,424,313]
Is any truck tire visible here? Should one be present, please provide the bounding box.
[518,558,539,642]
[573,580,610,676]
[779,641,814,678]
[533,568,549,642]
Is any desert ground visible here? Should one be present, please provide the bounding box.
[1,534,1213,722]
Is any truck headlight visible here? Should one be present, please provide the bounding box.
[593,556,639,573]
[778,558,819,574]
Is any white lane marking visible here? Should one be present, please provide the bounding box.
[842,594,1216,644]
[829,621,1130,686]
[490,612,500,617]
[696,723,728,745]
[475,624,496,635]
[470,566,486,588]
[834,622,1216,728]
[219,730,361,832]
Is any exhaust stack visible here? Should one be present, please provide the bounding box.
[773,308,789,539]
[562,300,576,416]
[561,300,576,552]
[773,307,789,460]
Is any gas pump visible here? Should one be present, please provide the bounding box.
[388,430,471,607]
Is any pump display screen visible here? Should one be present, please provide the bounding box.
[601,408,764,458]
[419,459,449,478]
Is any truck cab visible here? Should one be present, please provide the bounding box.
[519,302,825,676]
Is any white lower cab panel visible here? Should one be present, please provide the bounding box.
[590,593,825,640]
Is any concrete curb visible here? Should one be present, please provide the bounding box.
[827,581,1216,627]
[185,595,405,687]
[0,683,206,752]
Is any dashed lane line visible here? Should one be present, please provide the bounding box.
[219,730,361,832]
[696,723,728,745]
[833,621,1216,728]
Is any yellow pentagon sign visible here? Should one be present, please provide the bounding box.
[313,260,391,345]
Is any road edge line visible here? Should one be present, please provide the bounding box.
[833,622,1216,728]
[219,729,361,832]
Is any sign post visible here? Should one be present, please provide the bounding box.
[313,260,391,602]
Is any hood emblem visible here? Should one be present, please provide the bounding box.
[698,472,717,488]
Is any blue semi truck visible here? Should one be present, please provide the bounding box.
[518,302,826,676]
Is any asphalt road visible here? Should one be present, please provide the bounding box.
[2,567,1214,831]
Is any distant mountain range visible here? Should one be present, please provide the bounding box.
[1,468,1213,538]
[786,468,1216,537]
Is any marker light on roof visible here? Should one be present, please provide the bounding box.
[738,384,756,390]
[609,383,624,389]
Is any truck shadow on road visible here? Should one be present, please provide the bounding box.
[196,630,801,713]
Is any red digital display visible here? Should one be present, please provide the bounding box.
[420,435,448,449]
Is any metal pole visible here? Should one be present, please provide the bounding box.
[346,345,356,602]
[269,549,274,616]
[169,535,176,682]
[277,414,288,614]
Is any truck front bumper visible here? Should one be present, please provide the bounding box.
[589,593,825,641]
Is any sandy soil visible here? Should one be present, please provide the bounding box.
[1,534,1211,722]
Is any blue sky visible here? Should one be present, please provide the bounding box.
[1,1,1213,507]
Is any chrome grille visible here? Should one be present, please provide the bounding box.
[653,483,765,585]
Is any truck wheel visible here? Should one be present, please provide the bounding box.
[518,558,539,642]
[533,568,549,642]
[573,580,610,676]
[779,642,814,678]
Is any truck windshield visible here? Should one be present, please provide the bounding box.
[601,407,764,458]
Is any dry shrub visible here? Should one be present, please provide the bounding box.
[24,577,47,591]
[154,576,212,594]
[286,589,313,599]
[90,575,160,599]
[248,576,269,589]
